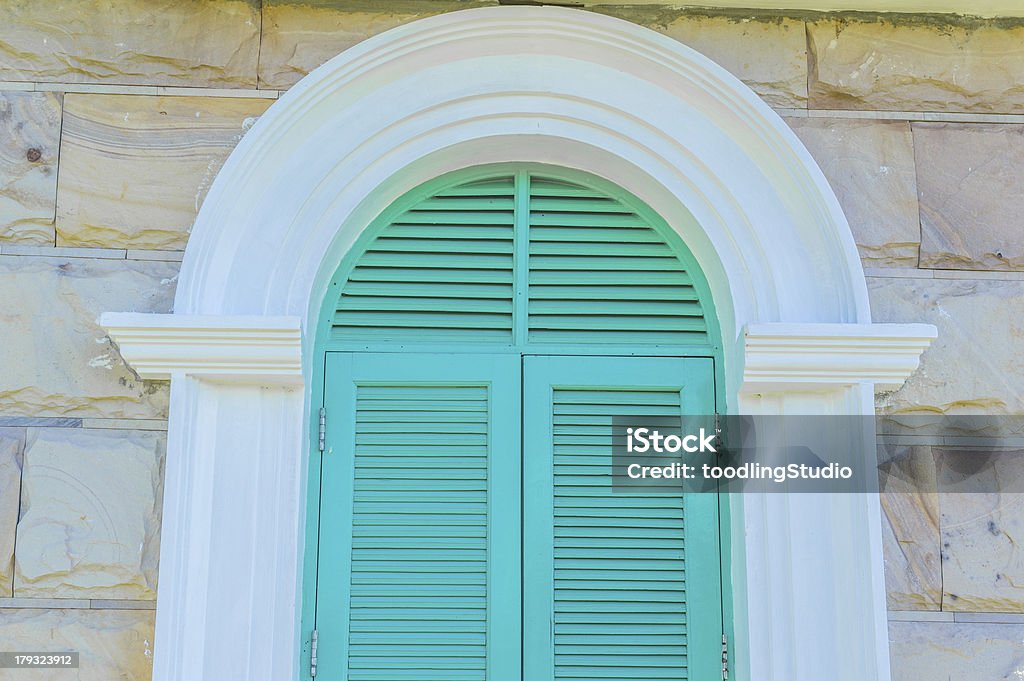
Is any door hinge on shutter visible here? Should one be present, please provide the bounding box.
[714,411,723,452]
[310,629,318,678]
[722,633,729,681]
[318,408,326,453]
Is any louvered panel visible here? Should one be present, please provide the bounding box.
[527,176,708,347]
[333,176,516,343]
[349,384,489,681]
[331,170,712,350]
[552,386,688,681]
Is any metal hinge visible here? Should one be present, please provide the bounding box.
[310,629,318,678]
[318,408,326,453]
[722,633,729,681]
[714,411,723,451]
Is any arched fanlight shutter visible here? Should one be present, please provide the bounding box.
[330,171,712,350]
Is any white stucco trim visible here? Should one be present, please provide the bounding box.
[744,323,938,391]
[97,7,936,681]
[101,313,303,383]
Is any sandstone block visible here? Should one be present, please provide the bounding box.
[14,428,163,600]
[879,445,941,610]
[808,19,1024,113]
[0,92,61,244]
[0,256,176,419]
[0,0,259,88]
[0,429,24,598]
[789,118,920,267]
[889,621,1024,680]
[56,94,272,249]
[626,12,808,108]
[936,448,1024,612]
[0,608,154,681]
[914,123,1024,271]
[259,1,492,90]
[869,276,1024,414]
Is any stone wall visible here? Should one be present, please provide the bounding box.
[1,2,1023,679]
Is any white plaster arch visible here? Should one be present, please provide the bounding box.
[102,7,936,681]
[175,7,871,371]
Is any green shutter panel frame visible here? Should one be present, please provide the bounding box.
[318,353,522,681]
[524,355,721,681]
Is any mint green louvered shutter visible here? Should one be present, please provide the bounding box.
[327,170,715,351]
[318,353,522,681]
[316,167,724,681]
[523,355,721,681]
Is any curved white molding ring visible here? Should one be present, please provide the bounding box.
[175,6,870,353]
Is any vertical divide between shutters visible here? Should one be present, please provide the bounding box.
[330,171,712,350]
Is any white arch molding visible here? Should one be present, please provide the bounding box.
[101,7,935,681]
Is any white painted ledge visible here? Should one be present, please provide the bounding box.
[743,323,937,392]
[101,313,303,384]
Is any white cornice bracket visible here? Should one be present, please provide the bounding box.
[743,322,937,393]
[100,312,304,385]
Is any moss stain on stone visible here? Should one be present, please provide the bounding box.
[262,1,1024,32]
[265,0,499,12]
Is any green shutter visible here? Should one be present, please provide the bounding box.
[315,166,725,681]
[524,356,721,681]
[329,170,712,350]
[318,353,522,681]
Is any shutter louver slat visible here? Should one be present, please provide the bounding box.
[348,384,489,681]
[552,387,689,681]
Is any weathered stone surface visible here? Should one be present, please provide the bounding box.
[0,92,61,244]
[56,94,272,249]
[259,1,493,90]
[0,0,259,88]
[878,445,941,610]
[14,428,163,599]
[808,18,1024,113]
[608,12,807,108]
[0,256,176,419]
[869,276,1024,414]
[936,448,1024,612]
[913,123,1024,271]
[0,608,154,680]
[0,429,24,598]
[889,621,1024,680]
[788,118,920,267]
